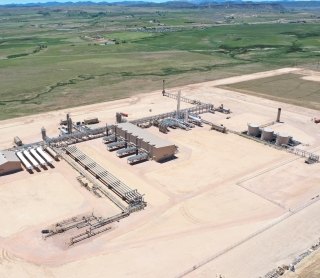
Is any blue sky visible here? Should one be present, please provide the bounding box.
[0,0,158,4]
[0,0,312,4]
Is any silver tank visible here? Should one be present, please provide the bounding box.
[247,123,260,137]
[276,133,290,146]
[261,128,274,141]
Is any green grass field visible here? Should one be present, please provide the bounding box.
[0,4,320,120]
[221,73,320,110]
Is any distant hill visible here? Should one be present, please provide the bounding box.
[1,0,320,9]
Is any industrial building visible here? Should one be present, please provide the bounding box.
[115,122,177,162]
[0,151,22,176]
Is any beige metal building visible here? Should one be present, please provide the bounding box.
[115,122,177,162]
[0,151,22,176]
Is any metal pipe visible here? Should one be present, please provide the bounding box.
[162,80,166,94]
[136,137,139,155]
[188,115,201,123]
[176,90,181,119]
[276,108,281,122]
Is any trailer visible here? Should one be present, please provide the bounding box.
[16,151,33,170]
[23,150,40,168]
[30,148,47,167]
[36,146,53,164]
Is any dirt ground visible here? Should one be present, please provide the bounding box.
[285,249,320,278]
[0,67,320,278]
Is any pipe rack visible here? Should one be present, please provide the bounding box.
[131,103,213,126]
[64,145,146,208]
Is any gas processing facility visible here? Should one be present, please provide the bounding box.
[0,84,319,247]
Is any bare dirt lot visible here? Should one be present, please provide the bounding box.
[0,67,320,278]
[285,249,320,278]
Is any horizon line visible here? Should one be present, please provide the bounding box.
[1,0,318,4]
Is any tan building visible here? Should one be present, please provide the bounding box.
[0,151,22,176]
[115,123,177,162]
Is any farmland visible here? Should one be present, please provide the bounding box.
[0,2,320,120]
[221,73,320,110]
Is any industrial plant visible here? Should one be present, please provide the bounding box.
[0,82,319,246]
[1,68,320,278]
[0,87,231,244]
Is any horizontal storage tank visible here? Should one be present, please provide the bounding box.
[14,136,23,146]
[30,148,47,167]
[45,146,58,160]
[261,128,274,142]
[247,123,260,137]
[84,117,99,125]
[16,151,33,170]
[276,133,290,146]
[23,150,39,168]
[188,115,201,125]
[36,147,53,164]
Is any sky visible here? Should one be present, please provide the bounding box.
[0,0,315,4]
[0,0,179,4]
[0,0,151,4]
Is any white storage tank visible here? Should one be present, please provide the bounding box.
[45,146,58,160]
[247,123,260,137]
[16,151,32,170]
[276,133,290,146]
[30,148,47,167]
[23,150,39,168]
[261,128,274,142]
[36,146,53,164]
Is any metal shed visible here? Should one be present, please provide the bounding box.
[116,122,177,162]
[0,151,22,175]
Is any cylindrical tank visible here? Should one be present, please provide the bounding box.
[116,113,122,123]
[23,150,39,168]
[16,151,32,170]
[36,146,53,164]
[84,117,99,125]
[67,118,72,134]
[276,133,290,146]
[14,136,23,146]
[45,146,58,160]
[247,123,260,137]
[261,128,274,141]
